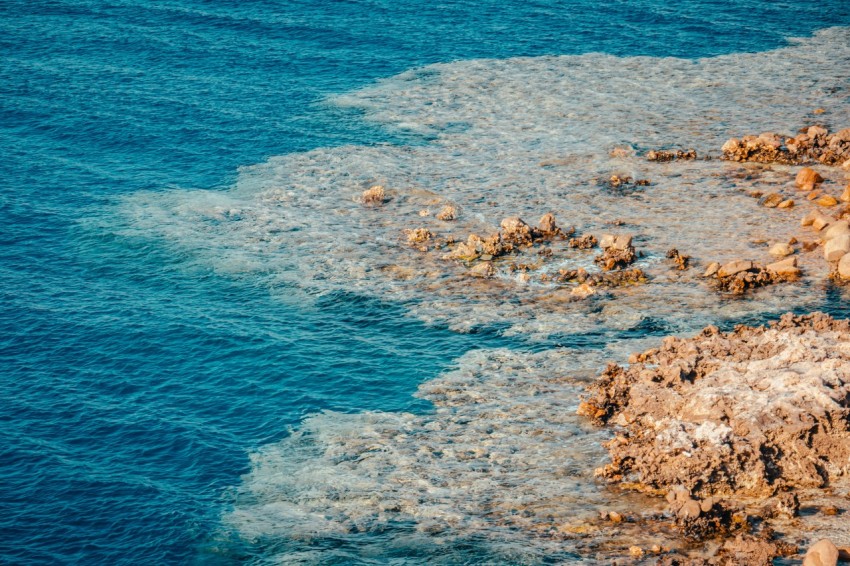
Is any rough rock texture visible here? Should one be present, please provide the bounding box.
[595,234,637,271]
[721,127,850,166]
[646,149,698,162]
[500,217,533,245]
[579,313,850,501]
[362,185,387,204]
[666,248,690,270]
[568,234,598,249]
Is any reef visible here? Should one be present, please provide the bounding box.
[579,313,850,562]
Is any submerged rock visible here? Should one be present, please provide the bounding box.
[362,184,387,204]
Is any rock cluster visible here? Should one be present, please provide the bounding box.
[554,267,645,287]
[666,248,690,270]
[703,258,798,295]
[594,234,636,270]
[601,174,651,189]
[721,126,850,167]
[567,234,598,249]
[579,312,850,501]
[646,149,698,162]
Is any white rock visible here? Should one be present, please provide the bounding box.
[769,243,794,257]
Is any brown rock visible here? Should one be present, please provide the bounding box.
[769,243,794,257]
[803,539,838,566]
[762,193,784,207]
[500,217,533,245]
[813,213,833,231]
[824,234,850,261]
[778,199,795,208]
[538,212,558,234]
[841,185,850,203]
[838,253,850,279]
[818,195,839,207]
[807,125,829,138]
[796,167,824,187]
[717,260,755,277]
[808,190,823,201]
[362,185,387,204]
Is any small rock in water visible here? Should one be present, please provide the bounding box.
[362,185,387,204]
[468,262,495,278]
[841,185,850,203]
[762,193,784,207]
[405,227,433,245]
[436,204,458,221]
[769,243,794,257]
[778,199,795,208]
[570,283,596,299]
[500,217,533,245]
[803,539,838,566]
[796,167,824,188]
[817,195,839,207]
[838,253,850,279]
[823,220,850,240]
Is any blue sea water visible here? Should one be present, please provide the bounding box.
[3,1,850,563]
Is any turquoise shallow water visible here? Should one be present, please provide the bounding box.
[3,1,850,563]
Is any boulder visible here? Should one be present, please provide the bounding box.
[796,167,824,187]
[841,185,850,203]
[813,213,833,231]
[803,539,838,566]
[824,234,850,262]
[717,260,755,278]
[823,220,850,241]
[762,193,784,207]
[777,199,795,208]
[703,262,721,277]
[838,253,850,280]
[600,234,632,250]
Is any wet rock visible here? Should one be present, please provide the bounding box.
[766,256,801,278]
[362,185,387,204]
[570,283,596,299]
[818,195,839,207]
[717,260,755,277]
[567,234,597,249]
[500,217,533,245]
[436,204,458,221]
[666,248,690,270]
[595,235,636,271]
[769,243,794,257]
[556,267,645,287]
[722,127,850,166]
[468,262,495,278]
[778,198,795,208]
[405,227,433,246]
[646,148,697,162]
[803,539,839,566]
[824,234,850,261]
[838,253,850,279]
[444,233,511,261]
[761,193,784,207]
[703,262,720,277]
[797,169,823,187]
[537,212,557,234]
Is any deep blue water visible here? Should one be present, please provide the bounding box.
[3,1,850,563]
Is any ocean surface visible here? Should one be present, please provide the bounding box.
[3,1,850,564]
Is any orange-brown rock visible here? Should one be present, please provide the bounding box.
[796,167,824,187]
[362,185,387,204]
